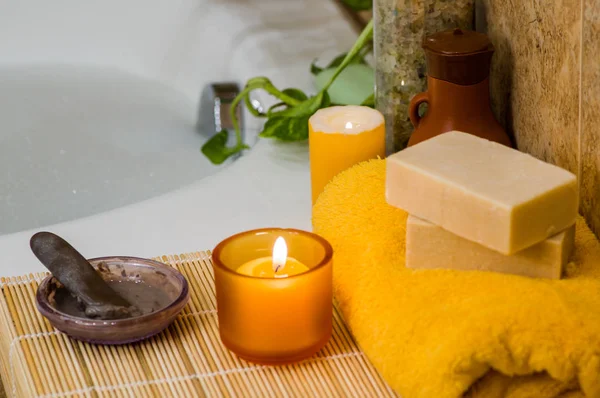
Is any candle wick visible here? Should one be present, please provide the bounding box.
[274,265,281,273]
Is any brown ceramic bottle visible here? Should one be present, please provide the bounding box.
[407,28,512,147]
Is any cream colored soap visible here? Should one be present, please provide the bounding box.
[406,215,575,279]
[386,131,578,254]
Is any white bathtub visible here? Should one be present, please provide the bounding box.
[0,0,357,275]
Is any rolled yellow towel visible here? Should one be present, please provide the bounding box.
[312,158,600,398]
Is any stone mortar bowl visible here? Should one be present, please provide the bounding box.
[36,256,189,345]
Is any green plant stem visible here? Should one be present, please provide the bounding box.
[234,77,304,136]
[265,86,302,107]
[249,77,303,107]
[322,19,373,91]
[229,86,253,151]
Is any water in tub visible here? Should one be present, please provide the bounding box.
[0,65,231,235]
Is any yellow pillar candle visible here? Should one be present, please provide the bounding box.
[309,105,385,204]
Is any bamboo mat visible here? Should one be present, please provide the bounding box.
[0,251,397,398]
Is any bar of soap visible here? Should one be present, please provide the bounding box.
[406,215,575,279]
[386,131,578,254]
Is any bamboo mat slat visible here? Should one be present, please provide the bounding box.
[0,251,397,398]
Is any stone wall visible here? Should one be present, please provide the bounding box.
[479,0,600,237]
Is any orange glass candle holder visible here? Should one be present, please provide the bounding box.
[212,228,333,365]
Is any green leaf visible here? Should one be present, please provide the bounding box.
[329,53,352,69]
[310,48,370,76]
[283,116,310,141]
[260,91,330,141]
[267,102,287,117]
[266,89,309,117]
[259,116,309,141]
[341,0,372,11]
[201,130,236,165]
[200,130,249,165]
[310,61,324,76]
[275,93,324,118]
[321,91,331,108]
[315,63,374,105]
[361,92,375,107]
[260,91,327,141]
[281,88,308,101]
[310,53,348,76]
[259,117,289,139]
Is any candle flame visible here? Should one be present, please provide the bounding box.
[345,121,353,130]
[272,236,287,273]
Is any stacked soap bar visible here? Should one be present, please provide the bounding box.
[406,216,575,279]
[386,131,578,279]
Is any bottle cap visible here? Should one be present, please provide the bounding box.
[423,28,494,85]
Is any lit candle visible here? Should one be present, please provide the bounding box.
[309,105,385,204]
[236,237,309,278]
[212,228,333,365]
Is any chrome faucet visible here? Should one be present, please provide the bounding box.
[198,82,243,148]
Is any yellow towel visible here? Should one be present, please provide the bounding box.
[312,159,600,398]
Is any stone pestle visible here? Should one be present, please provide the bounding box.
[30,232,140,320]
